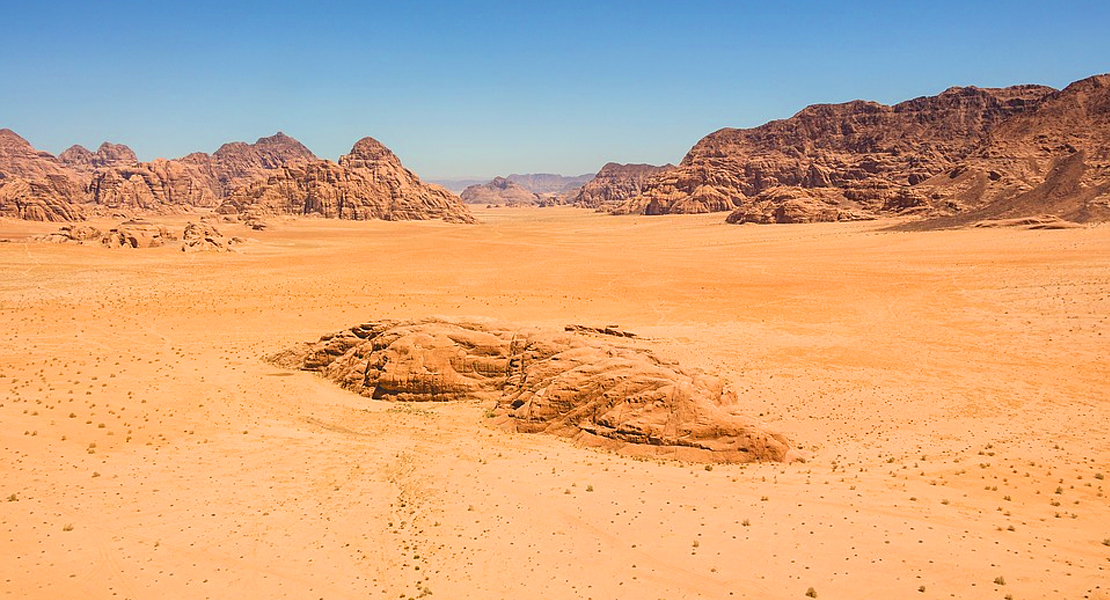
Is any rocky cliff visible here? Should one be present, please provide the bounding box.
[87,132,315,213]
[574,162,676,210]
[0,129,87,221]
[58,142,138,172]
[910,74,1110,227]
[222,137,475,223]
[617,84,1060,221]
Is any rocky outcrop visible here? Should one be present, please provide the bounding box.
[0,129,87,221]
[223,137,476,223]
[180,221,243,252]
[725,186,876,224]
[573,163,675,210]
[505,173,594,196]
[58,142,137,172]
[32,224,104,244]
[461,177,541,206]
[86,132,315,213]
[910,74,1110,227]
[271,317,796,463]
[208,132,316,195]
[88,159,220,212]
[100,220,177,249]
[619,84,1056,220]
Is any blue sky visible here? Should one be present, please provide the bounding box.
[3,0,1107,178]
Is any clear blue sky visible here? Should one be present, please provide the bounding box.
[3,0,1107,179]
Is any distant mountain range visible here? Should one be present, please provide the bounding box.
[3,72,1107,227]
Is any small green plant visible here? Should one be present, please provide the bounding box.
[918,586,926,593]
[741,518,751,527]
[62,523,74,532]
[805,587,817,598]
[704,464,713,471]
[1102,538,1110,547]
[6,493,16,502]
[993,576,1006,586]
[586,484,594,492]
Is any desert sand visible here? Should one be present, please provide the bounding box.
[1,207,1108,599]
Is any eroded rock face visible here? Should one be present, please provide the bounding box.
[87,132,316,213]
[32,224,104,244]
[100,220,177,249]
[88,159,220,212]
[461,177,541,206]
[619,85,1056,219]
[725,186,876,224]
[270,317,795,463]
[58,142,138,172]
[574,163,675,210]
[911,74,1110,227]
[223,137,476,223]
[180,221,243,252]
[0,129,87,221]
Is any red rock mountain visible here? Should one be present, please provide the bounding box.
[574,162,675,210]
[912,74,1110,227]
[613,82,1109,224]
[87,132,316,213]
[460,177,541,205]
[58,142,138,172]
[222,137,475,223]
[0,129,86,221]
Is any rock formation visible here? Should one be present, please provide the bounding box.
[222,137,476,223]
[58,142,138,172]
[87,132,315,213]
[573,162,675,210]
[910,74,1110,227]
[100,220,177,249]
[0,129,87,221]
[724,186,874,224]
[32,224,104,244]
[180,221,243,252]
[270,317,795,463]
[461,177,541,206]
[88,159,220,213]
[617,84,1057,221]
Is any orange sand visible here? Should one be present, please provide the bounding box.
[1,207,1107,599]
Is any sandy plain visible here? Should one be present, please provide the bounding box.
[0,207,1108,599]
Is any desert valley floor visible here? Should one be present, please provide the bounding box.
[1,207,1108,599]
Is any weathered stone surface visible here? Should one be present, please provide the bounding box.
[573,163,675,210]
[100,220,177,249]
[271,317,796,463]
[208,132,316,195]
[911,74,1110,227]
[461,177,541,206]
[180,221,242,252]
[58,142,137,172]
[725,186,875,224]
[87,132,315,212]
[88,159,220,212]
[223,137,476,223]
[619,85,1056,220]
[32,224,104,244]
[0,129,87,221]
